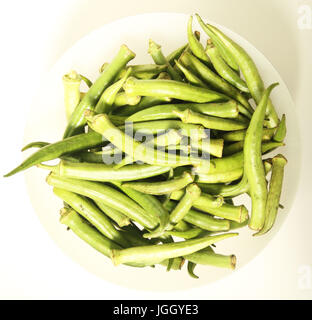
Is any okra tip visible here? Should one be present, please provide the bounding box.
[231,255,237,269]
[84,109,96,121]
[111,249,121,266]
[240,206,249,224]
[148,39,161,53]
[120,44,136,60]
[62,70,81,82]
[272,154,287,165]
[186,183,201,199]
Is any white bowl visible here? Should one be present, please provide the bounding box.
[24,13,300,291]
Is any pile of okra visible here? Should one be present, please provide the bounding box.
[5,14,287,278]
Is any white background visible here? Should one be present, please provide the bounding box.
[0,0,311,299]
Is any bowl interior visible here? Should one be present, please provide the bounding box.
[24,12,300,291]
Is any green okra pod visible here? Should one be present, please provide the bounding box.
[175,59,207,87]
[21,141,50,152]
[62,70,82,121]
[95,201,131,228]
[122,171,194,195]
[166,200,230,235]
[197,17,279,127]
[166,43,188,65]
[273,114,286,142]
[60,208,145,267]
[95,68,132,113]
[60,207,121,256]
[187,16,212,65]
[195,14,239,72]
[169,183,202,226]
[111,232,238,266]
[127,101,239,122]
[170,191,248,223]
[63,45,135,138]
[221,127,276,142]
[148,39,182,81]
[244,83,278,230]
[53,187,128,247]
[46,174,159,230]
[124,77,227,103]
[4,131,104,177]
[254,154,287,236]
[40,160,172,182]
[165,228,206,240]
[173,108,247,131]
[113,92,141,107]
[179,51,253,117]
[205,40,249,92]
[185,247,236,269]
[117,64,168,80]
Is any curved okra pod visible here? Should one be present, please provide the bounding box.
[95,201,131,228]
[95,68,132,113]
[122,171,194,195]
[111,232,238,266]
[244,84,278,230]
[169,190,223,208]
[197,159,272,198]
[53,187,128,247]
[194,141,284,175]
[165,228,206,240]
[175,59,207,87]
[127,100,239,122]
[46,174,159,230]
[168,183,202,226]
[124,77,227,103]
[112,181,169,234]
[148,39,182,81]
[195,14,239,72]
[179,51,253,117]
[187,261,199,279]
[205,40,249,92]
[4,131,104,177]
[185,247,236,269]
[169,191,248,223]
[85,113,211,168]
[166,43,188,65]
[63,45,135,138]
[221,127,276,142]
[117,64,168,80]
[79,74,93,88]
[197,18,279,127]
[39,160,171,182]
[173,108,247,131]
[62,70,82,121]
[124,120,207,139]
[113,92,141,107]
[187,16,212,66]
[222,141,244,156]
[114,96,172,117]
[60,207,120,256]
[164,200,229,232]
[195,167,244,184]
[21,141,50,152]
[254,154,287,236]
[273,114,286,142]
[60,208,145,267]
